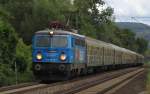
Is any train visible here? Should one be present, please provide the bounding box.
[32,26,144,81]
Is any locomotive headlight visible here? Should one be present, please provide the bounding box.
[36,53,42,60]
[49,31,54,35]
[60,54,67,61]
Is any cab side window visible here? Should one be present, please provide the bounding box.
[75,38,85,47]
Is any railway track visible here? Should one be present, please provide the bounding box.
[0,82,39,92]
[73,68,144,94]
[0,67,143,94]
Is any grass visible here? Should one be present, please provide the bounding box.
[146,61,150,93]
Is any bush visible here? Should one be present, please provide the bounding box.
[0,20,34,86]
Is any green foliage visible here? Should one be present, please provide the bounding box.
[117,22,150,49]
[13,39,33,84]
[145,49,150,56]
[1,0,74,44]
[119,29,136,50]
[0,20,18,86]
[0,7,10,21]
[0,64,16,86]
[0,0,114,44]
[0,17,33,86]
[15,39,32,72]
[136,38,149,54]
[146,62,150,93]
[0,20,18,64]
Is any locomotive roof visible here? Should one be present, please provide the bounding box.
[35,29,85,38]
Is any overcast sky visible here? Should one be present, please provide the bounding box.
[104,0,150,25]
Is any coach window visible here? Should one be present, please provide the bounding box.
[81,40,85,47]
[75,38,85,47]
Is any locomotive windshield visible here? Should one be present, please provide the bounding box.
[35,35,68,48]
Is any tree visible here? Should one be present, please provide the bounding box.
[70,0,114,38]
[0,19,18,85]
[0,19,33,85]
[136,38,148,54]
[14,39,32,73]
[0,20,18,65]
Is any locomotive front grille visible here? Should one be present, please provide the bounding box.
[45,52,60,62]
[45,59,58,62]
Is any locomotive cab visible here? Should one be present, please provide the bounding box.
[33,31,71,63]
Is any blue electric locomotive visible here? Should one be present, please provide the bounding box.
[32,29,87,80]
